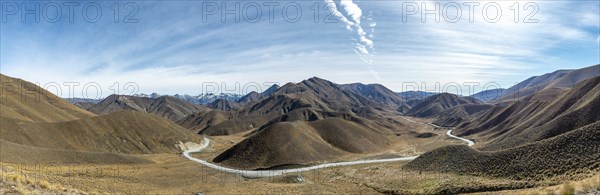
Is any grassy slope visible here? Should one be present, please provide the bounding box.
[0,139,150,164]
[456,76,600,150]
[213,117,391,169]
[87,94,209,121]
[0,74,95,122]
[1,111,202,154]
[405,121,600,180]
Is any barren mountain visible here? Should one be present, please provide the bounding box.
[237,91,261,104]
[213,118,392,169]
[208,99,239,111]
[0,139,151,164]
[397,91,437,100]
[455,76,600,151]
[406,120,600,180]
[73,102,97,110]
[471,89,505,102]
[88,94,209,121]
[341,83,406,108]
[0,74,204,158]
[1,111,203,154]
[179,77,416,169]
[407,93,482,118]
[0,74,95,122]
[237,84,280,104]
[495,64,599,102]
[432,104,494,127]
[180,77,401,136]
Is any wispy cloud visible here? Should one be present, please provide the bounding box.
[1,0,597,97]
[327,0,376,65]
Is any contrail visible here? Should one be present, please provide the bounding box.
[327,0,376,65]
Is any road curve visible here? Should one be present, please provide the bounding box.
[183,127,474,178]
[446,129,475,146]
[183,137,418,178]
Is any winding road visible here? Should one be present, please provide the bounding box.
[183,121,474,178]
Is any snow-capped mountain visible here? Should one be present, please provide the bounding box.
[133,93,162,99]
[133,93,243,105]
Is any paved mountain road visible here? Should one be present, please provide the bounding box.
[183,120,474,178]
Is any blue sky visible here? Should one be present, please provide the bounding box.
[1,0,599,98]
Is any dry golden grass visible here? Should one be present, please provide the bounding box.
[0,155,520,194]
[559,182,575,195]
[0,74,95,122]
[0,111,203,155]
[1,171,80,194]
[476,174,600,195]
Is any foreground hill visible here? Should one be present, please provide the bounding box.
[495,64,599,102]
[0,74,204,157]
[87,94,209,121]
[179,77,415,168]
[0,74,95,122]
[407,93,483,118]
[406,121,600,180]
[0,139,151,164]
[1,111,203,154]
[213,118,391,169]
[456,76,600,150]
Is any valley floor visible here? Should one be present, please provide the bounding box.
[1,117,597,194]
[2,153,598,194]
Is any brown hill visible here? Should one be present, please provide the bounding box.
[274,77,385,111]
[496,64,599,102]
[407,93,482,118]
[432,104,493,127]
[1,111,203,154]
[176,110,232,133]
[0,74,204,158]
[212,118,391,169]
[471,89,505,102]
[180,77,402,136]
[0,139,150,164]
[180,77,413,169]
[208,99,239,111]
[456,76,600,150]
[73,102,96,110]
[180,94,309,135]
[237,84,280,104]
[405,121,600,180]
[237,91,261,104]
[87,94,209,121]
[340,83,406,108]
[0,74,95,122]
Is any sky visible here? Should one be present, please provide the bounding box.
[1,0,599,98]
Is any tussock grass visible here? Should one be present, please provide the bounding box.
[405,121,600,181]
[1,166,85,194]
[559,182,575,195]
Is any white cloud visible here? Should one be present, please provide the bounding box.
[327,0,375,65]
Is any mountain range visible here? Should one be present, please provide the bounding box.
[0,74,203,164]
[4,64,598,183]
[407,75,600,180]
[87,94,210,121]
[491,64,600,102]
